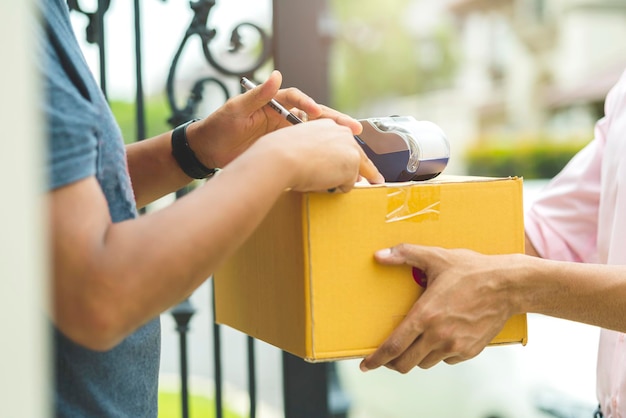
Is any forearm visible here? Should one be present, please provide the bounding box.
[126,131,193,209]
[54,140,293,350]
[55,118,369,350]
[524,233,540,257]
[361,244,626,372]
[511,254,626,332]
[521,232,625,329]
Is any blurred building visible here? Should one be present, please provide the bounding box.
[450,0,626,139]
[358,0,626,174]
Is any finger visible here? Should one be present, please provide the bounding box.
[274,86,363,135]
[357,144,385,184]
[386,332,458,371]
[359,315,424,372]
[334,166,361,194]
[417,350,450,369]
[373,245,411,265]
[275,86,321,119]
[237,70,283,115]
[374,244,433,269]
[288,108,309,123]
[336,183,354,194]
[443,355,466,365]
[316,105,363,135]
[382,339,431,374]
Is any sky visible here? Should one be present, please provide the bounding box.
[71,0,272,100]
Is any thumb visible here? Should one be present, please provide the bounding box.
[240,70,282,112]
[374,243,431,268]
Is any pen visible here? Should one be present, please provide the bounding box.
[239,76,366,146]
[240,77,304,125]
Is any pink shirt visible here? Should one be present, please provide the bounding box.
[526,68,626,418]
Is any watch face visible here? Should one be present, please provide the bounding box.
[356,116,450,182]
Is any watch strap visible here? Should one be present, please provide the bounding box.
[171,119,217,179]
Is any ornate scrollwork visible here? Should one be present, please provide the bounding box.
[166,0,273,127]
[67,0,111,45]
[67,0,272,127]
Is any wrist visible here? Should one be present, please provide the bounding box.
[505,253,544,315]
[253,133,301,189]
[171,119,218,179]
[185,119,218,167]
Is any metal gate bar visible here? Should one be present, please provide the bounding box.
[67,1,347,417]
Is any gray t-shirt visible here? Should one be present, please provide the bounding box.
[40,1,160,416]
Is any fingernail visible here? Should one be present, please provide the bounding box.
[359,362,370,373]
[375,248,391,258]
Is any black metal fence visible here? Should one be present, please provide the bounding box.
[67,1,347,417]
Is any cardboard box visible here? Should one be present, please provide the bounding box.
[214,176,528,362]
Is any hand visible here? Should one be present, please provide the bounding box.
[187,70,382,183]
[255,118,382,192]
[360,244,522,373]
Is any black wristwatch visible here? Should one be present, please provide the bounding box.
[171,119,218,179]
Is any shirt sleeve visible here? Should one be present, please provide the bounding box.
[525,117,607,263]
[40,16,99,191]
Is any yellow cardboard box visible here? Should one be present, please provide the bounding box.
[214,176,528,362]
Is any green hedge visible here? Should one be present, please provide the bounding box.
[110,96,172,145]
[464,138,588,179]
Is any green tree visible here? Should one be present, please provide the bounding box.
[329,0,458,113]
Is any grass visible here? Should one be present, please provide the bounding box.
[109,96,172,145]
[158,391,244,418]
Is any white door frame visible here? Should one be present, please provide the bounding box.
[0,2,50,416]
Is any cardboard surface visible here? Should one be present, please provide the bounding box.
[214,176,528,362]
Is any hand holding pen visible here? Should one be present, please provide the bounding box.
[241,77,367,146]
[241,77,306,125]
[239,73,384,186]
